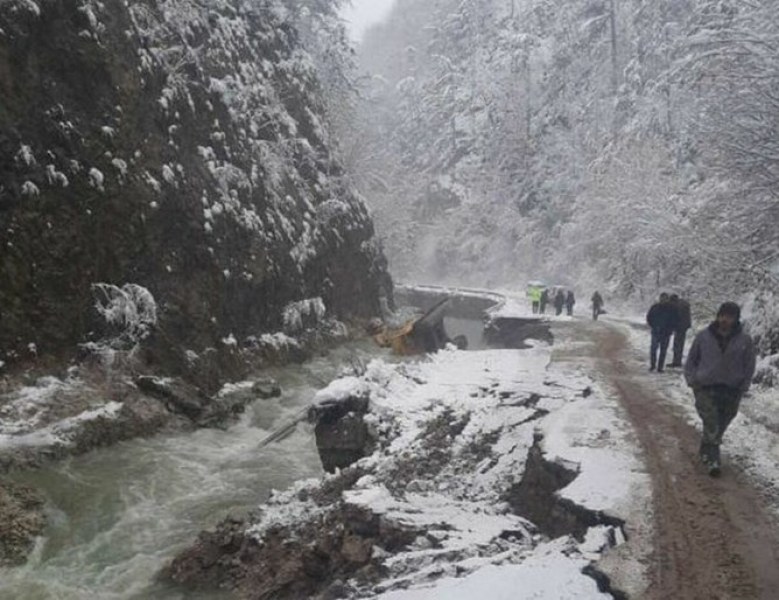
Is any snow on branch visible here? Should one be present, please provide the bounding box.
[92,283,158,345]
[283,297,326,333]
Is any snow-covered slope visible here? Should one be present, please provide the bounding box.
[0,0,390,369]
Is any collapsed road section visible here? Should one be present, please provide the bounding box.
[393,284,554,350]
[167,287,649,599]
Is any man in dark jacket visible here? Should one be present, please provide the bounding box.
[565,290,575,316]
[553,289,565,316]
[668,294,692,367]
[591,291,604,321]
[684,302,756,476]
[539,289,549,315]
[646,293,678,372]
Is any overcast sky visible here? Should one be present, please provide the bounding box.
[341,0,396,42]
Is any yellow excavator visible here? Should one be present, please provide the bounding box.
[369,297,465,355]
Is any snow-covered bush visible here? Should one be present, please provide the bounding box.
[20,181,39,197]
[283,297,326,333]
[92,283,158,346]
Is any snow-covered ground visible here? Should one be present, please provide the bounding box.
[248,338,648,598]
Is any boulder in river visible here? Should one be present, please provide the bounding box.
[0,479,46,567]
[310,395,374,473]
[135,375,263,428]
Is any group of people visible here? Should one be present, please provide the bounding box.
[527,284,754,477]
[528,284,608,321]
[645,293,692,372]
[528,285,576,316]
[533,288,576,317]
[647,294,757,477]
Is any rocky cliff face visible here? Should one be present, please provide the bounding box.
[0,0,390,370]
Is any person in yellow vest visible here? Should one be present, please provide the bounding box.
[527,284,543,314]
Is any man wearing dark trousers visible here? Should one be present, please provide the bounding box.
[668,294,692,367]
[646,293,678,372]
[684,303,756,476]
[591,291,604,321]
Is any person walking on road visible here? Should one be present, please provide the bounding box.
[539,289,549,315]
[646,293,678,373]
[554,289,566,316]
[591,291,604,321]
[668,294,692,367]
[565,290,576,316]
[684,302,756,477]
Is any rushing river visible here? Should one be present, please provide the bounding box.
[0,314,488,600]
[0,341,383,600]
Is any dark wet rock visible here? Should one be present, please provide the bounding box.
[310,396,373,473]
[135,376,212,422]
[315,413,371,474]
[198,394,253,430]
[71,393,173,453]
[582,563,630,600]
[134,375,261,428]
[0,479,46,567]
[322,579,352,600]
[252,378,282,400]
[0,377,175,474]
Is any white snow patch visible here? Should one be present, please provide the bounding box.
[45,164,69,187]
[21,181,40,197]
[161,164,177,185]
[88,167,105,191]
[217,381,254,398]
[16,144,36,167]
[313,376,369,405]
[111,158,128,177]
[377,540,610,600]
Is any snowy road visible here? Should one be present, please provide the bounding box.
[565,317,779,600]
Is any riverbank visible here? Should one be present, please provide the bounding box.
[169,336,648,599]
[0,315,361,569]
[0,338,393,600]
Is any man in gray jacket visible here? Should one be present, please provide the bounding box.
[684,302,756,476]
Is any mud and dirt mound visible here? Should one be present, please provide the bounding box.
[166,465,419,600]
